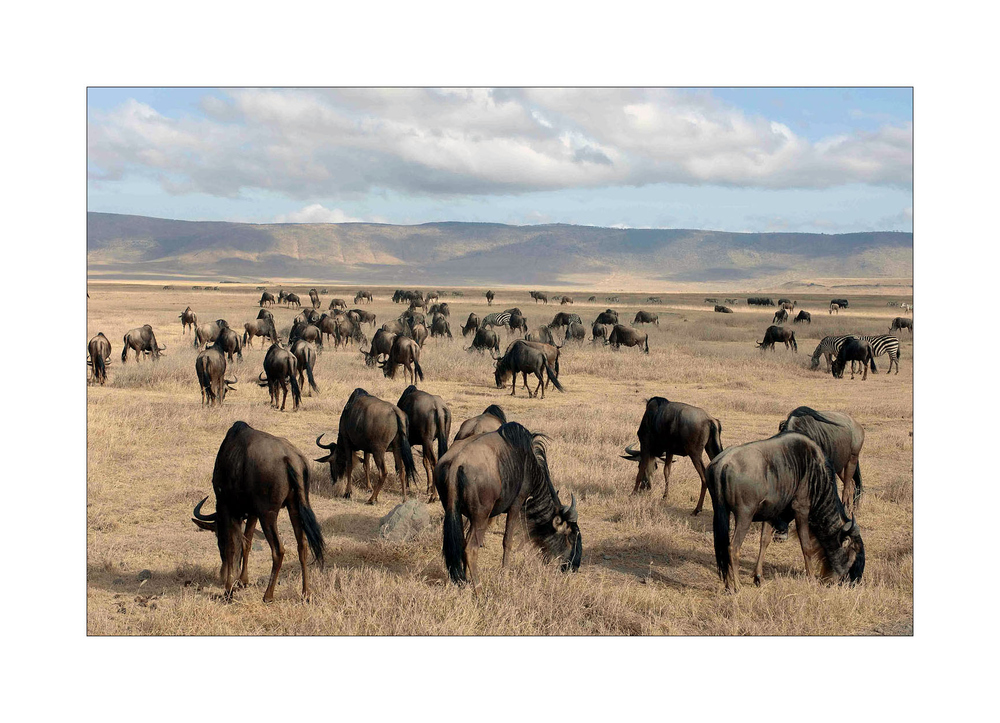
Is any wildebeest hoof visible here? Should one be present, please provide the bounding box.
[753,575,762,587]
[774,532,788,542]
[690,509,701,516]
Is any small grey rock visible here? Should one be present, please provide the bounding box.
[252,541,263,551]
[112,577,125,586]
[378,499,431,542]
[137,569,152,582]
[602,554,613,560]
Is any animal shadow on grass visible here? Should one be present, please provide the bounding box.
[87,562,219,596]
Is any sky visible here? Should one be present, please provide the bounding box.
[87,87,912,233]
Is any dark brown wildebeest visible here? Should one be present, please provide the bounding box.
[454,404,507,442]
[559,295,573,305]
[566,321,586,342]
[290,339,320,396]
[243,318,278,349]
[316,313,341,345]
[257,308,274,323]
[430,314,453,339]
[485,290,494,306]
[425,291,440,304]
[195,338,238,406]
[179,306,198,334]
[122,325,165,363]
[890,317,912,333]
[756,325,797,352]
[293,308,322,327]
[461,312,480,338]
[714,305,733,314]
[401,309,426,330]
[831,338,877,380]
[436,422,582,586]
[493,340,563,398]
[526,325,557,345]
[829,303,840,315]
[355,290,373,304]
[335,317,366,349]
[509,313,528,337]
[88,332,112,384]
[704,298,718,304]
[194,319,229,348]
[591,322,609,344]
[329,298,347,311]
[396,385,452,502]
[548,311,579,330]
[259,291,275,307]
[529,290,548,304]
[504,307,524,317]
[290,322,325,351]
[633,310,658,326]
[607,324,649,353]
[778,298,791,306]
[467,327,500,353]
[258,343,301,411]
[315,388,418,503]
[781,302,795,313]
[309,288,320,309]
[793,310,811,324]
[348,308,377,328]
[361,328,397,367]
[607,296,620,302]
[381,318,407,336]
[831,298,849,308]
[217,327,244,362]
[381,335,424,385]
[191,421,324,602]
[409,322,429,349]
[779,407,865,516]
[595,309,618,325]
[772,308,789,324]
[622,397,723,514]
[708,432,865,591]
[285,292,302,308]
[588,295,596,302]
[427,302,451,318]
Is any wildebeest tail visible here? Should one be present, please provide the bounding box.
[706,418,724,459]
[644,335,649,353]
[443,468,466,583]
[711,466,731,583]
[121,335,128,362]
[436,405,450,460]
[853,461,863,506]
[288,361,302,406]
[287,459,324,567]
[396,410,418,483]
[93,352,106,383]
[869,353,878,373]
[545,362,564,391]
[413,356,424,382]
[484,404,506,424]
[305,358,319,392]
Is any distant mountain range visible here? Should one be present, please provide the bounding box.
[87,212,912,291]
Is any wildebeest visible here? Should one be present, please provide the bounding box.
[461,312,480,337]
[381,318,407,336]
[529,290,548,304]
[454,404,507,442]
[355,290,374,304]
[793,310,811,324]
[396,385,452,501]
[216,326,244,362]
[195,338,238,406]
[467,327,500,353]
[256,308,274,323]
[595,309,618,325]
[705,298,719,304]
[493,340,563,398]
[315,388,418,503]
[436,422,582,585]
[591,322,609,344]
[622,397,724,514]
[714,305,733,314]
[191,422,324,602]
[485,290,494,306]
[309,288,320,309]
[548,312,581,333]
[607,296,620,302]
[632,310,658,326]
[243,318,278,349]
[756,325,797,352]
[408,322,429,348]
[381,335,425,385]
[329,298,347,311]
[527,325,557,345]
[259,292,275,307]
[831,298,849,308]
[427,302,450,318]
[829,303,840,315]
[587,295,596,302]
[284,292,302,308]
[330,316,364,349]
[779,407,865,515]
[831,338,877,380]
[348,308,377,328]
[289,322,325,350]
[289,339,320,396]
[565,321,585,342]
[122,325,165,362]
[708,432,865,591]
[258,343,301,411]
[425,291,439,304]
[559,296,573,305]
[747,297,775,307]
[890,317,912,333]
[194,319,230,348]
[647,296,662,304]
[294,308,322,327]
[179,306,198,334]
[772,308,789,324]
[608,324,649,353]
[88,332,112,384]
[361,328,397,366]
[509,313,529,336]
[430,314,453,340]
[781,302,795,313]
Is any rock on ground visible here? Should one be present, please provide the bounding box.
[378,499,431,542]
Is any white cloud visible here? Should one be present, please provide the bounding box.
[274,204,364,223]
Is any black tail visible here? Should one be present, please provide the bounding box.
[396,411,418,484]
[484,404,506,424]
[711,466,732,583]
[121,336,128,363]
[287,461,325,567]
[436,405,450,461]
[443,468,467,583]
[93,352,106,383]
[853,461,864,506]
[544,362,564,391]
[305,360,319,392]
[869,354,878,373]
[706,418,724,460]
[288,369,302,407]
[413,357,424,382]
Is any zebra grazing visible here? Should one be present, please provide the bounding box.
[809,334,901,375]
[481,311,512,330]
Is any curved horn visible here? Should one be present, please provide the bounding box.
[621,442,642,461]
[566,494,578,522]
[225,375,238,386]
[192,496,217,522]
[316,433,336,450]
[158,344,167,350]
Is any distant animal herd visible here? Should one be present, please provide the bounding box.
[88,287,911,601]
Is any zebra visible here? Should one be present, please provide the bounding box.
[809,334,901,375]
[481,311,512,330]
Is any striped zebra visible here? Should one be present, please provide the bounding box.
[481,311,512,330]
[809,334,901,375]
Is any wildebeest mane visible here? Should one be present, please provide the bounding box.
[779,406,842,432]
[483,404,507,424]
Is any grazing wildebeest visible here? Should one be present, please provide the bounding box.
[258,343,301,411]
[361,328,397,366]
[548,311,581,331]
[315,388,418,503]
[772,308,789,324]
[381,335,425,385]
[179,306,198,334]
[890,317,912,333]
[708,432,865,591]
[290,322,324,350]
[565,321,586,342]
[285,292,301,308]
[509,313,529,336]
[194,319,229,348]
[195,339,238,406]
[747,297,775,307]
[485,290,494,306]
[779,407,865,515]
[607,324,649,353]
[467,327,500,353]
[425,291,440,304]
[259,292,275,307]
[793,310,811,324]
[831,298,849,308]
[715,305,733,314]
[348,308,377,328]
[527,325,557,345]
[559,295,573,305]
[243,318,278,349]
[309,288,320,309]
[781,302,795,313]
[725,298,739,305]
[191,422,324,602]
[401,309,426,330]
[396,385,452,502]
[290,339,320,396]
[529,290,548,304]
[88,332,112,384]
[461,312,480,338]
[122,325,165,362]
[331,317,363,349]
[705,298,718,304]
[436,422,582,586]
[454,404,507,442]
[647,296,662,304]
[217,326,244,362]
[430,314,453,339]
[607,296,620,303]
[633,310,658,326]
[427,302,450,318]
[381,318,407,336]
[831,338,877,380]
[355,290,373,304]
[294,308,322,327]
[329,298,347,311]
[622,397,724,514]
[409,322,429,348]
[810,334,900,375]
[591,322,609,344]
[829,303,840,315]
[595,309,618,325]
[587,295,596,302]
[756,325,797,352]
[257,308,274,323]
[493,340,563,398]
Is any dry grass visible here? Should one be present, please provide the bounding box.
[87,286,912,635]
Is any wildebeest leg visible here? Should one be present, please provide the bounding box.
[535,370,545,399]
[279,379,288,410]
[237,516,257,588]
[794,512,821,578]
[422,446,436,501]
[726,511,753,592]
[690,453,709,515]
[343,453,357,500]
[842,455,860,515]
[286,504,311,600]
[465,514,488,588]
[392,443,407,500]
[259,511,284,603]
[753,522,773,586]
[510,373,517,396]
[221,520,241,602]
[501,505,525,567]
[661,455,674,500]
[368,453,389,504]
[633,453,654,494]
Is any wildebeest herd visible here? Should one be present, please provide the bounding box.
[88,287,910,605]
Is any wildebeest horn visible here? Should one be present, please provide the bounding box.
[225,375,238,387]
[842,516,856,534]
[621,443,642,461]
[564,494,578,522]
[316,433,336,450]
[191,496,217,531]
[158,344,166,350]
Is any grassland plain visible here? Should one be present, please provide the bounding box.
[86,285,912,635]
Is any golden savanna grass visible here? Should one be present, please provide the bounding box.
[87,286,912,635]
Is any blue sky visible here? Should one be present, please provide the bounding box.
[87,88,912,232]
